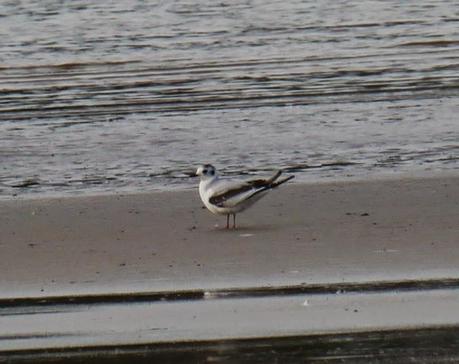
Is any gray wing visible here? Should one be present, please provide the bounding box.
[209,171,289,208]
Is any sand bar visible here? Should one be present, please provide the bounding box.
[1,175,458,299]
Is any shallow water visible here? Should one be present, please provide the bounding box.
[0,1,458,198]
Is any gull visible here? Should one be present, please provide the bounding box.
[196,164,294,229]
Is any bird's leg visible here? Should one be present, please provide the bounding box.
[226,214,230,229]
[232,213,237,229]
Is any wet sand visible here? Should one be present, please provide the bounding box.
[1,175,459,361]
[1,175,459,298]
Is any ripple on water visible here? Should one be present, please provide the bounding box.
[0,1,458,198]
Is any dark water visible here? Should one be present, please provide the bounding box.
[1,1,458,198]
[4,327,459,363]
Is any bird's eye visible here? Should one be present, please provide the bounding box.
[209,170,214,175]
[203,169,208,174]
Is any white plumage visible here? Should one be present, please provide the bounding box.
[196,164,294,229]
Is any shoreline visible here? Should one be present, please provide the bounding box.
[2,169,458,202]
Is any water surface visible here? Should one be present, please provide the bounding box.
[0,1,458,198]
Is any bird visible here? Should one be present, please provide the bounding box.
[196,164,294,229]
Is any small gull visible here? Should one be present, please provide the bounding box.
[195,164,294,229]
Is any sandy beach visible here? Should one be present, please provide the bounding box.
[1,175,459,298]
[1,175,459,361]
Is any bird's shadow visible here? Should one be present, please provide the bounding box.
[207,223,280,234]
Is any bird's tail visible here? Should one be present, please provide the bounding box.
[266,170,282,184]
[244,171,294,202]
[270,174,294,188]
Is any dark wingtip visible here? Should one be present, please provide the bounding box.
[271,174,294,188]
[267,170,282,184]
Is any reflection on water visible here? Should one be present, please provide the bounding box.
[0,1,458,198]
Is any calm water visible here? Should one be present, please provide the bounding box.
[0,1,458,198]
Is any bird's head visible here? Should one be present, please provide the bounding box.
[196,164,217,179]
